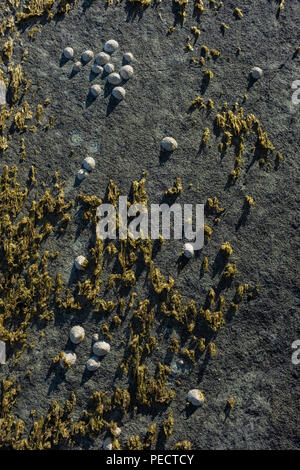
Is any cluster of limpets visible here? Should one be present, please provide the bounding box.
[76,156,96,181]
[62,40,135,102]
[59,326,111,372]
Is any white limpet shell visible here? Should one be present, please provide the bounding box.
[77,169,87,180]
[123,52,134,63]
[60,351,76,368]
[73,61,82,73]
[104,39,119,53]
[120,65,134,80]
[251,67,263,79]
[82,50,94,63]
[183,243,194,259]
[86,356,101,372]
[112,86,126,100]
[82,156,95,171]
[63,47,74,59]
[74,255,88,270]
[91,64,103,75]
[90,84,101,97]
[187,389,205,406]
[107,73,121,85]
[161,136,178,152]
[92,333,99,342]
[113,427,121,437]
[104,63,114,74]
[103,437,113,450]
[93,341,111,357]
[95,52,110,65]
[69,325,85,344]
[0,81,6,105]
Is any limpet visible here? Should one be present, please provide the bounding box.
[82,156,95,171]
[69,325,85,344]
[161,136,178,152]
[187,389,205,406]
[107,73,121,85]
[82,50,94,63]
[90,84,101,97]
[104,39,119,53]
[120,65,134,80]
[86,356,101,372]
[112,86,126,100]
[74,255,88,270]
[63,47,74,59]
[95,52,110,65]
[183,243,194,258]
[93,341,110,357]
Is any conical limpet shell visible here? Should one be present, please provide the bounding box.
[103,437,113,450]
[73,61,82,73]
[123,52,134,63]
[187,389,205,406]
[69,326,85,344]
[251,66,263,79]
[112,86,126,100]
[183,243,194,258]
[107,72,121,85]
[86,356,101,371]
[161,136,178,152]
[74,255,88,270]
[60,351,76,368]
[63,47,74,59]
[82,156,95,171]
[104,63,114,74]
[82,50,94,63]
[95,52,110,65]
[120,65,134,80]
[104,39,119,53]
[77,169,87,180]
[93,341,110,357]
[90,84,101,97]
[92,64,103,75]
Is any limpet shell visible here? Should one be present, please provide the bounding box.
[112,86,126,100]
[91,64,103,75]
[82,50,94,63]
[90,84,101,97]
[73,61,82,73]
[63,47,74,59]
[187,389,205,406]
[86,356,101,371]
[95,52,110,65]
[93,341,110,357]
[107,72,121,85]
[104,63,114,74]
[123,52,134,63]
[161,136,178,152]
[251,67,263,79]
[82,156,95,171]
[120,65,134,80]
[69,325,85,344]
[183,243,194,258]
[60,351,76,368]
[74,255,88,270]
[104,39,119,53]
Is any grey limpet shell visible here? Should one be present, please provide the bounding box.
[91,64,103,75]
[104,39,119,53]
[72,61,82,73]
[251,66,263,79]
[63,47,74,59]
[104,63,114,74]
[107,72,121,85]
[123,52,134,63]
[112,86,126,100]
[95,52,110,65]
[120,65,134,80]
[90,84,101,97]
[161,136,178,152]
[82,50,94,63]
